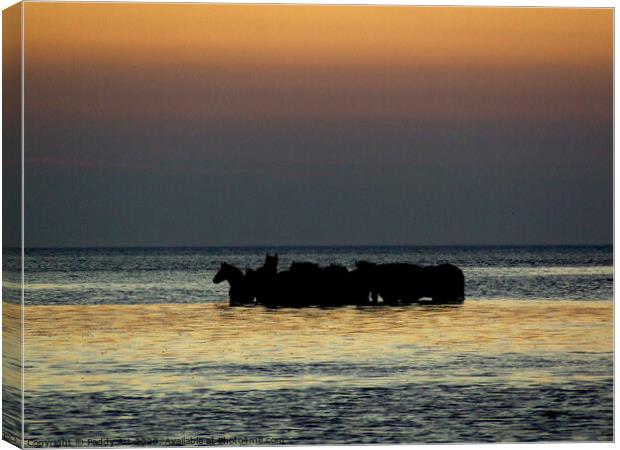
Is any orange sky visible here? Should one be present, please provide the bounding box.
[24,4,612,127]
[25,4,612,67]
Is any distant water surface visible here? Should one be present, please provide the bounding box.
[15,246,614,305]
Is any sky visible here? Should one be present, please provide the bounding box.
[22,3,612,247]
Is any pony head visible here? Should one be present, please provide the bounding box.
[213,262,233,283]
[264,253,278,272]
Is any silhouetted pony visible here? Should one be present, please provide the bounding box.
[343,265,374,306]
[319,264,373,306]
[262,253,278,275]
[213,263,254,306]
[261,262,321,307]
[355,261,464,305]
[423,264,465,304]
[321,264,350,306]
[246,253,279,304]
[261,262,372,307]
[216,257,464,307]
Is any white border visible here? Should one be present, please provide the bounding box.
[20,0,24,446]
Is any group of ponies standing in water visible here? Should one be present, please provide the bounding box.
[213,254,465,307]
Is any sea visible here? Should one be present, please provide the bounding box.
[3,246,614,445]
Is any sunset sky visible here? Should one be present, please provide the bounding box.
[23,3,612,246]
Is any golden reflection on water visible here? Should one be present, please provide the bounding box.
[3,301,22,389]
[19,300,612,393]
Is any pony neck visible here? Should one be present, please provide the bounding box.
[225,265,244,283]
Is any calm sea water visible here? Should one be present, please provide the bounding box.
[4,246,614,444]
[12,245,615,305]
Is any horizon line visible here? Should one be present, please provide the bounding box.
[9,243,614,250]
